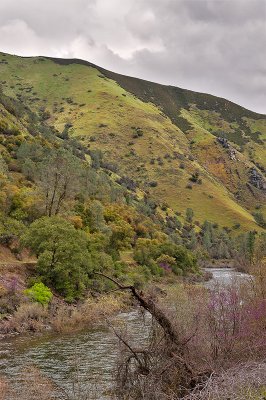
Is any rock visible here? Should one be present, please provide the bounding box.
[217,137,238,160]
[249,168,266,191]
[217,136,229,148]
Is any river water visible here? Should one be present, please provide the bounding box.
[0,268,249,399]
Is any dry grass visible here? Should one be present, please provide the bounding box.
[51,293,129,333]
[0,293,129,335]
[183,361,266,400]
[0,366,67,400]
[0,303,48,333]
[0,365,103,400]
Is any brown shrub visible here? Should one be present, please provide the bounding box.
[51,294,127,333]
[1,303,48,333]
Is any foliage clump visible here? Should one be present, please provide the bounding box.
[24,283,53,306]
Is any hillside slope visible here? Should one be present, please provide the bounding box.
[0,51,265,231]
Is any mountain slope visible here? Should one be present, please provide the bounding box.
[0,51,265,231]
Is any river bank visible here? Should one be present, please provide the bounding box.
[0,292,131,341]
[0,268,251,400]
[0,267,212,341]
[200,258,235,269]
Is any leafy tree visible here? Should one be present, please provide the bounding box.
[22,217,91,301]
[187,229,197,250]
[134,238,197,275]
[39,149,82,216]
[18,145,82,216]
[87,200,107,232]
[200,221,233,259]
[24,282,53,306]
[253,212,266,228]
[0,154,7,178]
[0,213,25,245]
[134,238,162,265]
[109,219,134,251]
[185,208,194,223]
[156,254,176,273]
[252,233,266,299]
[246,231,256,265]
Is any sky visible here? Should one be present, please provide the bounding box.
[0,0,265,114]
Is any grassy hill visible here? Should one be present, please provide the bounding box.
[0,51,265,231]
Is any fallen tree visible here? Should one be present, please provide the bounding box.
[96,272,212,399]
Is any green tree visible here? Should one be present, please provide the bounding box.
[134,238,162,265]
[39,149,82,216]
[18,145,82,216]
[109,219,134,251]
[0,214,25,244]
[22,217,91,301]
[246,231,256,265]
[253,212,266,228]
[0,154,7,178]
[185,208,194,223]
[88,200,107,232]
[24,282,53,306]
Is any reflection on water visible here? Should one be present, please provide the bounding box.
[0,269,248,399]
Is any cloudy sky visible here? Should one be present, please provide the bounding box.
[0,0,265,113]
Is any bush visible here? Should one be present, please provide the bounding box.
[149,181,158,187]
[24,283,53,306]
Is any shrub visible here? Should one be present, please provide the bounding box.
[149,181,158,187]
[14,302,48,322]
[24,283,53,306]
[189,171,200,183]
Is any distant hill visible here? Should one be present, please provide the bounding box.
[0,51,265,231]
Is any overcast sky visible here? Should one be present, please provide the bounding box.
[0,0,265,113]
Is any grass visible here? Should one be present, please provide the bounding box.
[0,52,265,230]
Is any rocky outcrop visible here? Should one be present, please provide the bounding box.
[249,168,266,192]
[217,137,237,160]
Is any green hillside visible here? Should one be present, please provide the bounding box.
[0,51,265,231]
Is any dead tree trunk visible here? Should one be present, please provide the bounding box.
[95,272,212,396]
[95,272,180,343]
[95,274,193,364]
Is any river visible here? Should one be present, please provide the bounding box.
[0,268,249,399]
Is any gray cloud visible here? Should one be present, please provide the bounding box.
[0,0,265,113]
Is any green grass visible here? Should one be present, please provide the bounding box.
[0,52,265,231]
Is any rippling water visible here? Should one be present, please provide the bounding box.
[204,267,251,288]
[0,269,248,399]
[0,310,151,399]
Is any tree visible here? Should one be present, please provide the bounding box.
[251,233,266,299]
[39,149,82,216]
[253,212,266,228]
[0,154,7,178]
[0,213,25,245]
[24,282,53,306]
[87,200,107,232]
[18,145,82,216]
[134,238,162,265]
[134,238,197,275]
[186,208,194,223]
[109,219,134,251]
[22,217,91,301]
[246,231,256,266]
